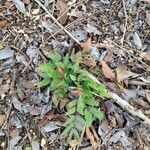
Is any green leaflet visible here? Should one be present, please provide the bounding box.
[66,101,76,110]
[85,97,99,107]
[61,123,73,137]
[38,78,50,87]
[47,51,61,61]
[89,107,104,121]
[84,108,93,127]
[63,116,74,127]
[65,106,76,116]
[77,96,85,115]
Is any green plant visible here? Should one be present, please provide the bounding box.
[38,51,109,144]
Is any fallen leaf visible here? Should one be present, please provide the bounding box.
[84,57,96,67]
[42,121,61,132]
[0,20,8,29]
[113,112,124,127]
[80,37,92,52]
[131,99,150,109]
[17,86,25,101]
[100,60,115,81]
[31,140,40,150]
[8,136,21,149]
[13,0,26,14]
[20,80,35,89]
[115,64,139,82]
[0,47,14,60]
[133,32,142,49]
[0,114,6,126]
[69,139,79,147]
[56,0,68,25]
[86,127,98,150]
[29,106,41,115]
[146,11,150,26]
[85,24,102,35]
[109,115,117,127]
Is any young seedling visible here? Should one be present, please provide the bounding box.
[38,51,109,145]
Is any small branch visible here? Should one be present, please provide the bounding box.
[33,0,81,45]
[121,0,128,45]
[109,92,150,126]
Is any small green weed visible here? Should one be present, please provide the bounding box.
[38,51,109,144]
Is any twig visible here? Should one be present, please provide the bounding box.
[111,41,148,68]
[128,80,150,86]
[121,0,128,45]
[46,16,88,41]
[21,58,33,73]
[88,73,150,126]
[33,0,81,45]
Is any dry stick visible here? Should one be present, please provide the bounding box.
[121,0,128,45]
[34,0,81,45]
[47,16,87,41]
[111,41,148,67]
[88,73,150,126]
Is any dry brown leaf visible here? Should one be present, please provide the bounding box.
[131,99,150,109]
[100,60,115,81]
[84,57,96,67]
[86,127,98,150]
[113,112,124,127]
[56,0,68,25]
[57,66,64,75]
[115,64,139,82]
[80,38,92,53]
[69,139,79,147]
[0,114,6,126]
[109,116,117,127]
[146,12,150,26]
[20,80,35,89]
[0,20,8,29]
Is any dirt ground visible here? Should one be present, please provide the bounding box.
[0,0,150,149]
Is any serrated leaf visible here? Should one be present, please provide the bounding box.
[72,129,80,140]
[65,106,76,115]
[89,107,104,121]
[75,115,85,131]
[85,97,99,107]
[66,128,74,145]
[47,51,61,61]
[38,78,50,87]
[77,96,85,115]
[61,123,73,137]
[66,101,77,110]
[75,115,85,125]
[63,116,74,127]
[84,109,93,127]
[13,0,26,14]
